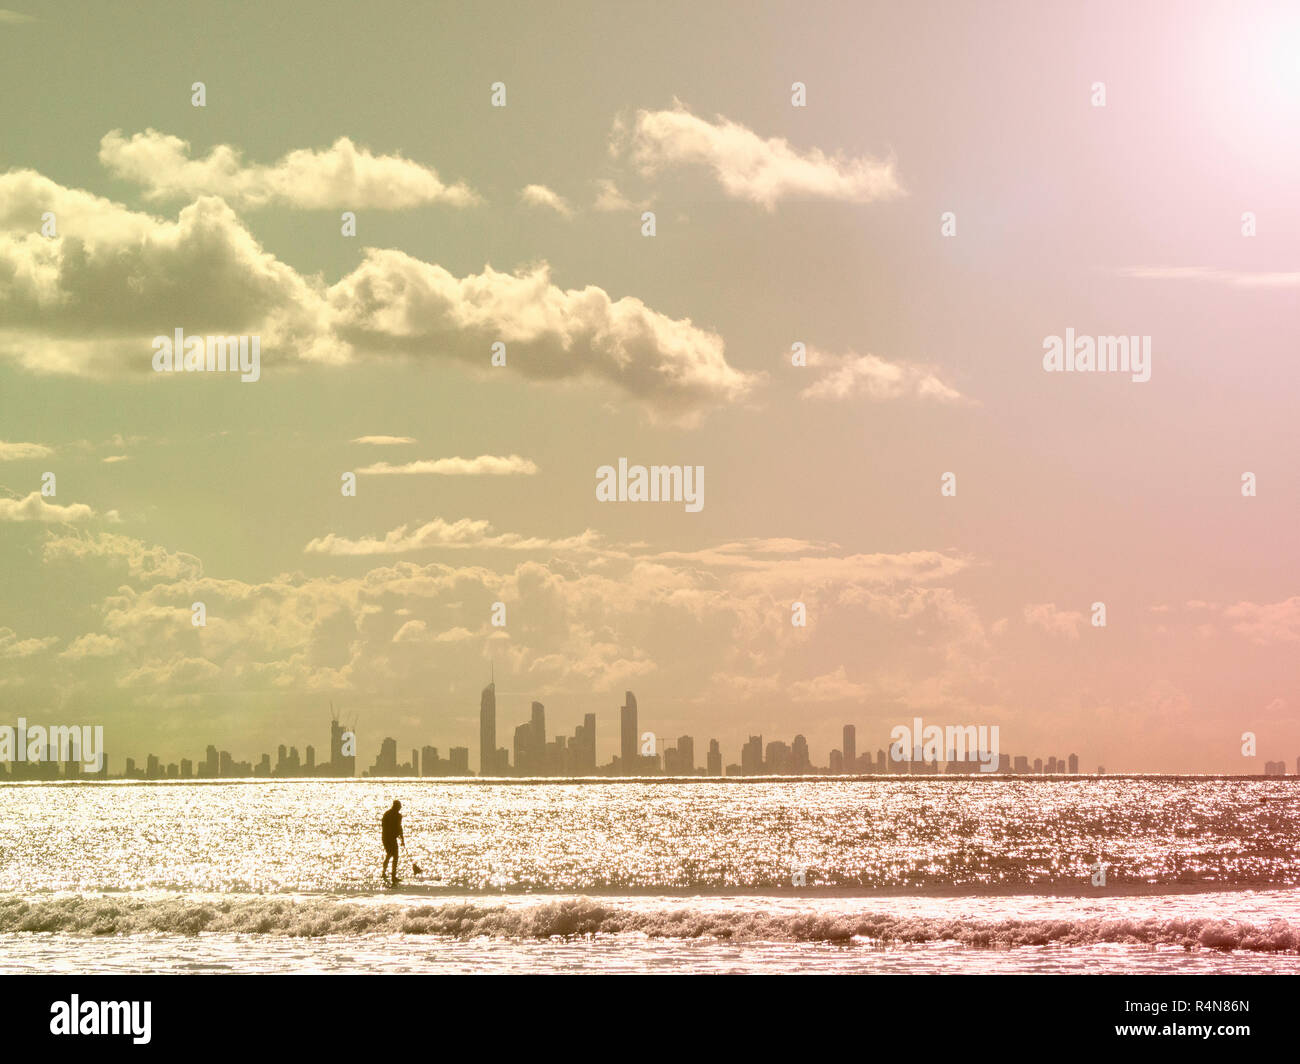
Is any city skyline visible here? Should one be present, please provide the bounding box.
[6,680,1299,780]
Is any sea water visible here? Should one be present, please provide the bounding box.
[1,777,1297,973]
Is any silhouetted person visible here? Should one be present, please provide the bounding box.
[381,800,403,884]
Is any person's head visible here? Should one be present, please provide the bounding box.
[391,800,401,811]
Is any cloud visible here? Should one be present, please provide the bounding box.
[0,184,336,374]
[304,517,603,556]
[1023,603,1084,639]
[519,184,573,217]
[392,620,477,644]
[42,532,203,582]
[0,440,52,460]
[1222,597,1300,644]
[101,454,129,463]
[1117,266,1300,288]
[19,517,983,712]
[0,170,755,414]
[60,633,125,660]
[0,627,57,658]
[788,666,870,702]
[352,435,416,446]
[617,105,903,209]
[324,250,755,413]
[592,179,646,212]
[98,129,479,209]
[356,454,538,476]
[0,10,36,24]
[800,349,965,403]
[0,492,102,523]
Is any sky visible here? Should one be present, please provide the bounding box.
[1,0,1298,773]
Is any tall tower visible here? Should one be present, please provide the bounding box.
[842,725,856,774]
[480,671,497,778]
[620,691,638,774]
[583,713,597,773]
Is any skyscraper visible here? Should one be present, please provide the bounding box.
[677,735,695,774]
[480,675,497,778]
[842,725,856,774]
[792,734,810,774]
[620,691,638,773]
[583,713,597,773]
[513,722,534,775]
[531,701,547,770]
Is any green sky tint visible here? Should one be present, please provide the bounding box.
[1,0,1299,772]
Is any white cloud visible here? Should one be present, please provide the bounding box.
[800,349,964,403]
[352,435,416,446]
[618,104,903,209]
[0,492,101,523]
[99,129,479,209]
[0,440,52,460]
[43,532,202,582]
[324,251,755,413]
[0,627,57,658]
[788,666,870,702]
[592,178,641,212]
[1118,266,1300,288]
[60,632,124,659]
[356,455,538,476]
[1222,597,1300,644]
[0,170,755,414]
[519,184,573,217]
[304,517,603,556]
[1023,603,1084,639]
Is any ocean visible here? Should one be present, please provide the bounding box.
[2,777,1298,974]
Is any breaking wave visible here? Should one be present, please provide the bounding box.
[2,895,1298,952]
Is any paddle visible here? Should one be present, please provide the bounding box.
[403,838,422,875]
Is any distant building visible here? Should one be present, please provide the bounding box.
[706,739,722,776]
[370,737,398,776]
[842,725,856,774]
[677,735,695,775]
[480,678,497,778]
[1067,753,1079,775]
[765,740,792,774]
[792,735,810,774]
[620,692,638,774]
